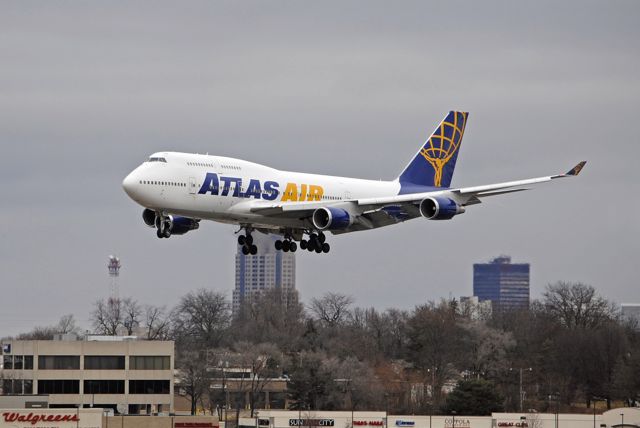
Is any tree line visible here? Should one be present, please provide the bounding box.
[5,282,640,416]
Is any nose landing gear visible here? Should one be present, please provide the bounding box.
[155,214,172,239]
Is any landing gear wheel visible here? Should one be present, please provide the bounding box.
[322,243,330,253]
[282,241,290,252]
[300,240,307,250]
[315,246,322,253]
[289,242,297,252]
[318,233,326,243]
[242,246,250,255]
[163,228,171,238]
[245,234,254,245]
[238,235,246,246]
[156,229,164,239]
[249,245,258,255]
[275,240,283,251]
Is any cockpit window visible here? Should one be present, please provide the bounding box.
[148,157,167,163]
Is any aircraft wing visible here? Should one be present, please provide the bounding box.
[249,161,586,230]
[357,161,587,210]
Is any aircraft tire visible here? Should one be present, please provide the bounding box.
[315,246,322,254]
[156,229,164,239]
[318,233,326,243]
[163,228,171,238]
[322,243,330,253]
[249,245,258,255]
[238,235,246,246]
[275,240,283,250]
[282,241,290,252]
[290,242,297,252]
[246,234,254,245]
[242,246,250,255]
[300,240,307,250]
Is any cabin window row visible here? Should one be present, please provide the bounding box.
[140,180,186,187]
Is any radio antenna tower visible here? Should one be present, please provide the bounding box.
[107,255,121,303]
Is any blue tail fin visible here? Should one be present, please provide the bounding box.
[398,111,468,188]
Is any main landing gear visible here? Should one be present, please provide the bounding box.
[237,229,258,255]
[275,236,297,253]
[301,232,330,254]
[274,231,330,254]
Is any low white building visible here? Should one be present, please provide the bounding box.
[1,336,174,414]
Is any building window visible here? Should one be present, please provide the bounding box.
[38,356,80,370]
[24,356,33,370]
[2,355,12,369]
[23,380,33,394]
[128,380,170,394]
[129,356,170,370]
[38,380,80,394]
[13,356,23,370]
[84,380,125,394]
[84,356,125,370]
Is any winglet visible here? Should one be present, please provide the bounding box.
[566,161,587,176]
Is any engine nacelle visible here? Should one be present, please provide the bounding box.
[142,209,156,227]
[312,207,354,230]
[166,215,200,235]
[419,197,465,220]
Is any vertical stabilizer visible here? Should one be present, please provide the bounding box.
[398,111,468,188]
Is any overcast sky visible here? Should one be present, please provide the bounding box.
[1,1,639,336]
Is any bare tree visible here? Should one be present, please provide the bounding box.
[174,289,231,348]
[143,305,173,340]
[16,314,83,340]
[543,282,616,329]
[122,298,143,335]
[91,298,124,335]
[176,350,210,415]
[309,292,354,327]
[231,342,283,417]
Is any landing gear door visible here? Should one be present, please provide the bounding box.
[189,177,197,194]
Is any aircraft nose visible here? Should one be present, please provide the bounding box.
[122,171,137,198]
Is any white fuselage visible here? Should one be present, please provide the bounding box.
[123,152,400,230]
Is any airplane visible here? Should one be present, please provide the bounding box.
[122,111,586,255]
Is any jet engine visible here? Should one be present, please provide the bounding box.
[142,208,156,227]
[312,207,354,230]
[143,209,200,237]
[165,216,200,235]
[419,197,465,220]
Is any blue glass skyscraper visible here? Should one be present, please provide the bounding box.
[473,255,530,309]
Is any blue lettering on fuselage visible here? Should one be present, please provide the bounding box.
[198,173,280,200]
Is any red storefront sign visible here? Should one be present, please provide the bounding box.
[2,412,80,425]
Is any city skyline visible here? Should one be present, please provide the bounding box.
[1,1,639,336]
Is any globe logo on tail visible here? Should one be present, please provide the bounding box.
[419,112,468,187]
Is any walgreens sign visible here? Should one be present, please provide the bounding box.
[0,410,101,428]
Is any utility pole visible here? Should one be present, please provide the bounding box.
[511,367,531,412]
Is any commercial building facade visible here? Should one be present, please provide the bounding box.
[0,337,174,414]
[233,234,297,314]
[238,409,640,428]
[473,256,530,309]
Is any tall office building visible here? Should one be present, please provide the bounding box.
[621,303,640,328]
[473,255,530,309]
[233,234,297,314]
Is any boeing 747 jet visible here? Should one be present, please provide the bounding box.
[122,111,585,255]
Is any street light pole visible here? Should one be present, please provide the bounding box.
[452,411,456,428]
[621,413,624,428]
